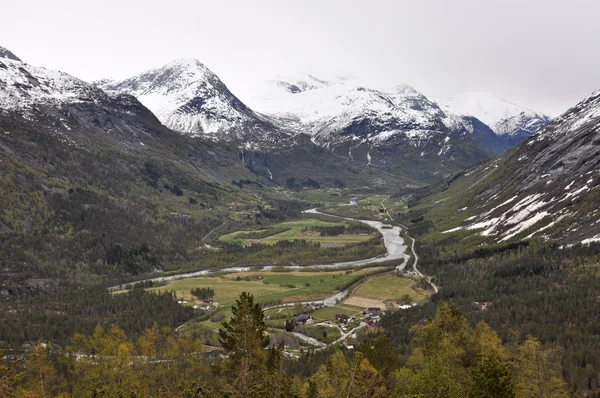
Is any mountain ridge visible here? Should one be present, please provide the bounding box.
[99,58,288,146]
[436,91,550,144]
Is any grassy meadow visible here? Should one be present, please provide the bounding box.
[218,218,375,246]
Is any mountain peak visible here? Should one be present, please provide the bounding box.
[101,58,281,142]
[392,84,421,97]
[164,58,209,73]
[0,45,21,62]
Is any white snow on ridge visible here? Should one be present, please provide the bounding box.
[248,82,443,137]
[245,70,451,145]
[101,59,263,138]
[435,92,549,137]
[0,57,101,112]
[535,89,600,141]
[442,226,464,234]
[463,194,551,240]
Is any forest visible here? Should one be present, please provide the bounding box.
[381,209,600,396]
[0,293,570,397]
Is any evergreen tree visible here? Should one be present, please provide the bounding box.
[470,355,514,398]
[218,292,270,397]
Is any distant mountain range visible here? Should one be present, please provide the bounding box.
[1,43,599,269]
[2,44,551,187]
[98,60,550,183]
[436,92,550,146]
[247,70,549,150]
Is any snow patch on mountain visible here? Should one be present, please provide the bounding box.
[536,89,600,141]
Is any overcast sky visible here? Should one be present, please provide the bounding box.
[2,0,600,116]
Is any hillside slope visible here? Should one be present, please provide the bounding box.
[0,48,272,283]
[411,88,600,245]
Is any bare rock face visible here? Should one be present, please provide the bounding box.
[24,278,60,295]
[0,45,21,62]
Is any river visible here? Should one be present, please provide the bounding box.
[109,206,408,290]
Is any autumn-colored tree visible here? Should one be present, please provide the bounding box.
[136,323,207,397]
[0,351,22,398]
[511,336,569,398]
[70,324,137,397]
[18,345,63,398]
[308,351,387,398]
[405,302,475,397]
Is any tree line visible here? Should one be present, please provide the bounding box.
[1,294,569,397]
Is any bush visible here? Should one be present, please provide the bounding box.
[210,312,225,322]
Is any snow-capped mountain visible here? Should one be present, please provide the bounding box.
[436,92,550,145]
[248,70,550,159]
[246,71,519,176]
[99,59,286,145]
[0,49,104,113]
[0,46,188,150]
[441,89,600,245]
[247,73,447,143]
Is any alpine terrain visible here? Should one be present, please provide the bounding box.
[386,89,600,393]
[436,91,551,147]
[428,88,600,245]
[2,38,599,397]
[246,69,550,181]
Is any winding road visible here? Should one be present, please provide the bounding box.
[202,222,226,248]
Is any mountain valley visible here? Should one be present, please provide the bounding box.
[1,41,600,397]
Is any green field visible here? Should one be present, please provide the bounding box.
[350,274,430,304]
[150,277,291,305]
[320,205,389,222]
[317,194,407,222]
[264,307,298,318]
[218,218,375,246]
[300,325,341,344]
[311,306,361,320]
[152,267,388,306]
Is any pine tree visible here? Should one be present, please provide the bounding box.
[218,292,270,397]
[470,355,514,398]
